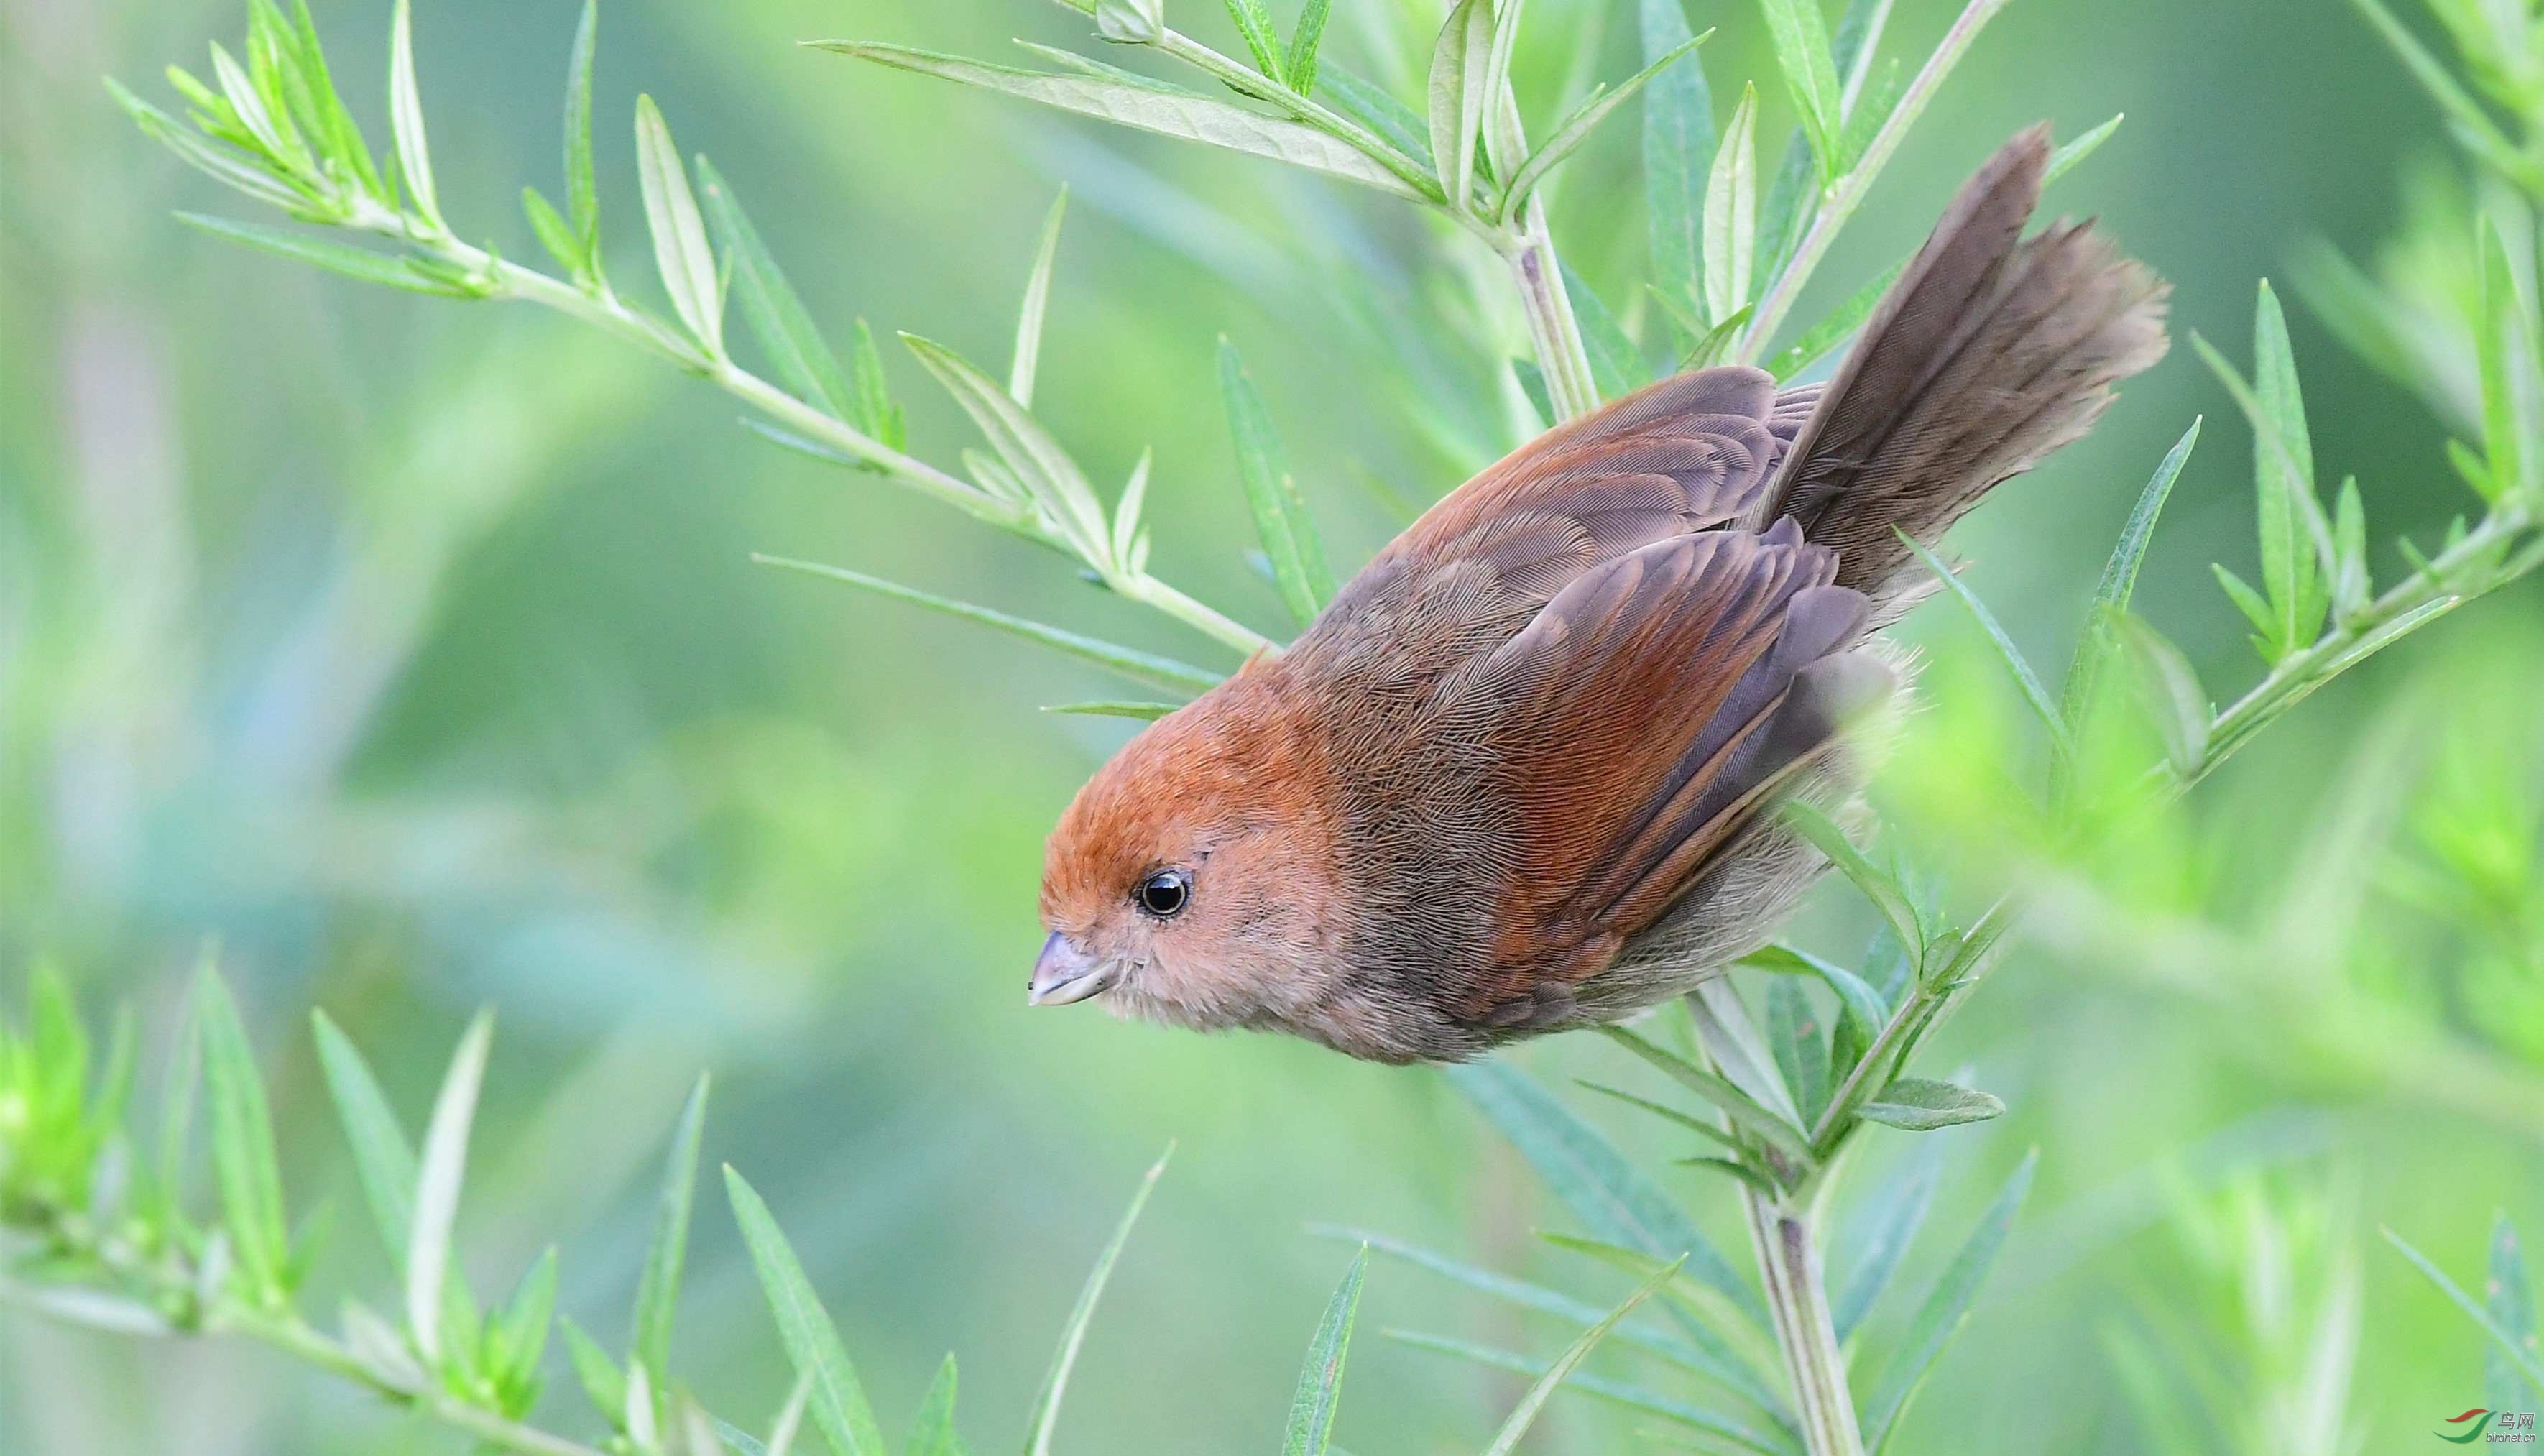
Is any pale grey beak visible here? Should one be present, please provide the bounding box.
[1029,931,1114,1006]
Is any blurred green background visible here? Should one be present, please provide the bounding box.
[4,0,2541,1451]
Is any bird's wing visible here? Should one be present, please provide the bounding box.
[1325,367,1801,630]
[1439,522,1889,1029]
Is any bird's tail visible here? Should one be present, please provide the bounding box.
[1753,125,2170,603]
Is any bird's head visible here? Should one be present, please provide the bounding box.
[1033,674,1341,1036]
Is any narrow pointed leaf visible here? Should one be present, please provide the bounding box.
[177,213,474,295]
[902,1358,964,1456]
[1900,533,2071,759]
[2063,418,2200,727]
[565,0,600,259]
[727,1167,887,1456]
[2383,1225,2544,1393]
[632,1074,709,1390]
[523,187,585,277]
[562,1314,630,1426]
[1446,1060,1761,1324]
[1702,85,1757,326]
[2043,112,2121,184]
[1283,1247,1365,1456]
[1861,1151,2037,1450]
[1505,36,1705,214]
[754,556,1222,694]
[1757,0,1841,177]
[1026,1148,1170,1456]
[1010,188,1069,408]
[1641,0,1714,334]
[1833,1140,1942,1340]
[1685,980,1805,1130]
[634,96,722,352]
[1780,802,1918,954]
[387,0,442,228]
[2486,1217,2540,1414]
[901,332,1108,558]
[196,971,291,1296]
[1042,699,1181,719]
[1858,1077,2004,1130]
[1390,1329,1784,1453]
[811,46,1427,201]
[1219,338,1334,625]
[1563,262,1651,397]
[1767,260,1900,379]
[1483,1257,1685,1456]
[1426,0,1493,215]
[2476,224,2540,504]
[310,1009,419,1259]
[407,1011,493,1363]
[1286,0,1334,94]
[1764,978,1829,1127]
[1314,63,1433,167]
[696,157,852,415]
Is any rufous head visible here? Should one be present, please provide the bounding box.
[1033,671,1343,1041]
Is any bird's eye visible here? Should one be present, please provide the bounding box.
[1135,868,1192,919]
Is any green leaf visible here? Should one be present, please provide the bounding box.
[1860,1151,2037,1450]
[1026,1148,1170,1456]
[1503,34,1706,218]
[1738,945,1889,1033]
[1562,262,1651,398]
[2486,1216,2540,1414]
[2330,474,2369,620]
[195,969,290,1299]
[1282,1247,1365,1456]
[1480,0,1529,180]
[1574,1079,1744,1156]
[488,1246,558,1394]
[1641,0,1715,337]
[407,1011,493,1363]
[1757,0,1842,179]
[310,1009,419,1260]
[2115,614,2210,779]
[1684,981,1807,1130]
[902,1358,965,1456]
[1446,1060,1762,1325]
[522,188,585,279]
[290,0,382,195]
[695,157,852,417]
[811,45,1427,201]
[387,0,442,229]
[2350,0,2544,193]
[633,96,722,353]
[1764,978,1830,1128]
[900,332,1110,560]
[564,0,600,263]
[1857,1077,2004,1131]
[1219,338,1335,625]
[1009,188,1069,409]
[2042,112,2121,185]
[1899,533,2072,762]
[150,972,206,1240]
[2476,222,2541,504]
[1702,84,1758,326]
[1481,1257,1686,1456]
[1426,0,1493,215]
[1766,259,1899,380]
[631,1073,709,1393]
[1831,1140,1942,1340]
[2387,1225,2544,1394]
[1286,0,1334,94]
[726,1166,888,1456]
[1780,802,1919,954]
[1319,1226,1784,1418]
[561,1314,630,1427]
[1392,1327,1784,1453]
[2253,282,2325,642]
[2061,417,2200,729]
[848,320,906,451]
[754,556,1222,694]
[1221,0,1288,77]
[175,213,474,296]
[1042,699,1180,719]
[1314,64,1432,168]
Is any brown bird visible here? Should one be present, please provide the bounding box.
[1032,126,2167,1064]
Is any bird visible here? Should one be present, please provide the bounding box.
[1030,126,2169,1064]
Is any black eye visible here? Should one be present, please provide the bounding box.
[1135,868,1192,918]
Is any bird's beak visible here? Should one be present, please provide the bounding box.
[1029,931,1115,1006]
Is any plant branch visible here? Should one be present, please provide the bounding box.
[1741,1189,1864,1456]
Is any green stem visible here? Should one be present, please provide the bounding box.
[1739,0,2011,362]
[1487,88,1600,421]
[333,200,1276,660]
[1741,1188,1865,1456]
